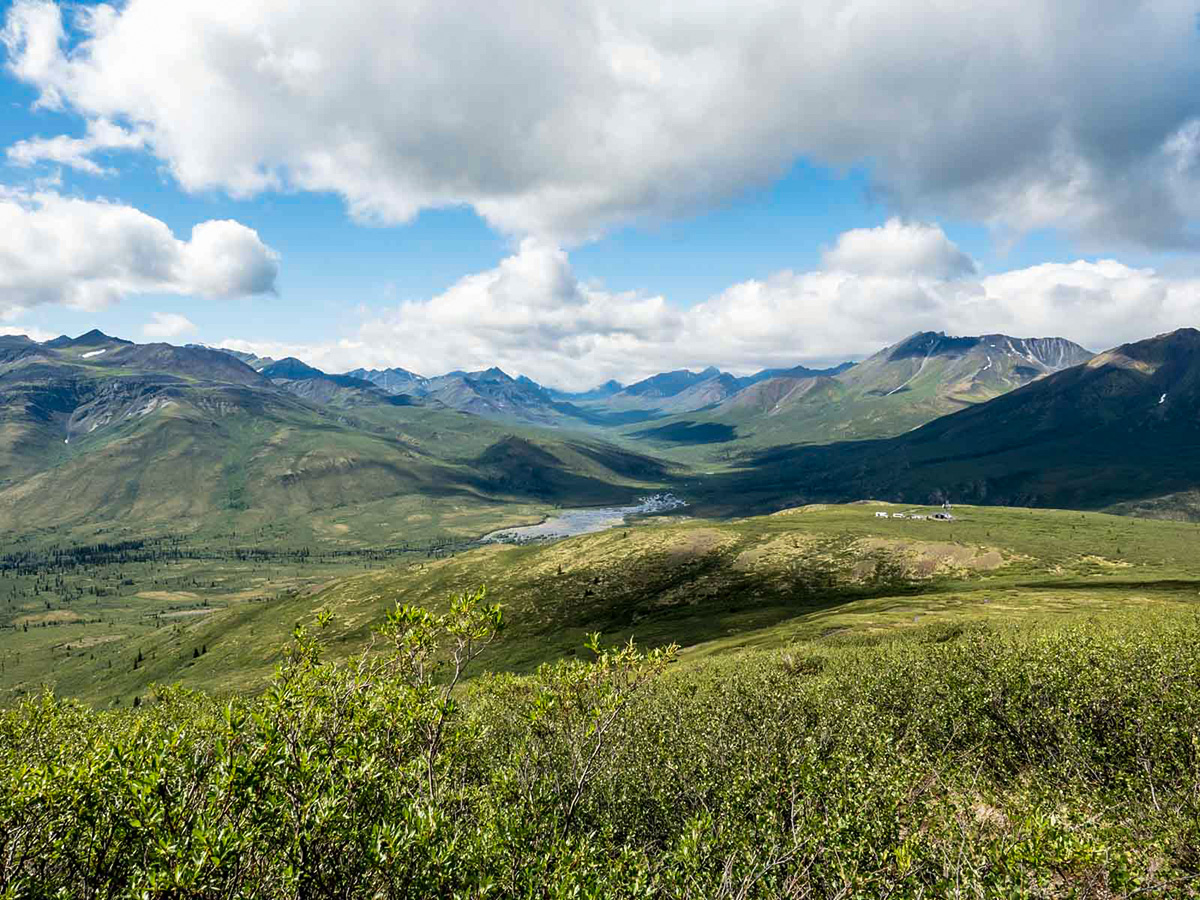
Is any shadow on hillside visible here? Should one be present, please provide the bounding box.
[469,436,668,505]
[632,421,738,444]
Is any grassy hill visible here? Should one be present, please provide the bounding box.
[0,333,671,546]
[10,600,1200,895]
[9,501,1198,706]
[621,332,1092,464]
[704,328,1200,516]
[5,483,1200,894]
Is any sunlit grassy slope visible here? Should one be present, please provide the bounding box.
[0,333,674,546]
[10,502,1198,706]
[0,391,668,547]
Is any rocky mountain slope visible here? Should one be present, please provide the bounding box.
[346,360,857,424]
[261,358,415,408]
[707,328,1200,515]
[344,365,429,396]
[589,363,855,416]
[627,332,1093,450]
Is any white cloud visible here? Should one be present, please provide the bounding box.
[142,311,196,339]
[4,0,1200,246]
[821,219,975,279]
[217,336,365,367]
[0,324,55,342]
[217,224,1200,389]
[7,118,147,174]
[0,189,279,314]
[177,220,280,297]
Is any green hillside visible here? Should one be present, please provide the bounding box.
[704,328,1200,516]
[8,501,1198,706]
[0,333,671,546]
[622,332,1092,464]
[6,505,1200,895]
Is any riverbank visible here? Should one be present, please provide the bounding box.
[481,493,687,544]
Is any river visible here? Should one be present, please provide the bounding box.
[481,493,686,544]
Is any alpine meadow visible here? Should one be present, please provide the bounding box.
[3,1,1200,897]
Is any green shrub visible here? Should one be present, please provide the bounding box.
[1,595,1198,897]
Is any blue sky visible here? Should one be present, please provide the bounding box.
[1,0,1198,388]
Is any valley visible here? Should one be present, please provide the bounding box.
[6,325,1200,896]
[606,331,1095,467]
[0,331,673,543]
[5,324,1200,707]
[6,500,1198,708]
[698,327,1200,517]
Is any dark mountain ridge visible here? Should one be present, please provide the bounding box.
[710,328,1200,514]
[261,358,415,408]
[346,366,428,394]
[44,329,133,349]
[346,359,861,422]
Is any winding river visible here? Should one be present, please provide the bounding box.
[481,494,686,544]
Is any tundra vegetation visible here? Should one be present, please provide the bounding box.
[4,504,1200,896]
[3,584,1200,897]
[9,503,1200,705]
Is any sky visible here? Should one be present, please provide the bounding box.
[1,0,1199,389]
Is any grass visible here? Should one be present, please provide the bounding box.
[0,387,668,545]
[8,501,1198,707]
[7,589,1200,896]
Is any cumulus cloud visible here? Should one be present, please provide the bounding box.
[216,224,1200,389]
[0,189,279,314]
[288,239,681,384]
[142,311,196,339]
[821,219,975,279]
[217,336,368,369]
[3,0,1199,246]
[177,220,280,297]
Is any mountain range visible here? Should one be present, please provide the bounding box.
[626,332,1094,450]
[6,325,1200,536]
[205,332,1090,446]
[0,330,667,540]
[338,333,1091,445]
[706,327,1200,518]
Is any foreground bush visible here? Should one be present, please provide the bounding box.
[1,594,1199,897]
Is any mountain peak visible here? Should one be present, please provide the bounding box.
[45,329,132,349]
[381,365,422,378]
[77,328,114,342]
[1126,326,1200,354]
[887,331,979,361]
[261,357,325,379]
[1088,327,1200,373]
[471,366,512,381]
